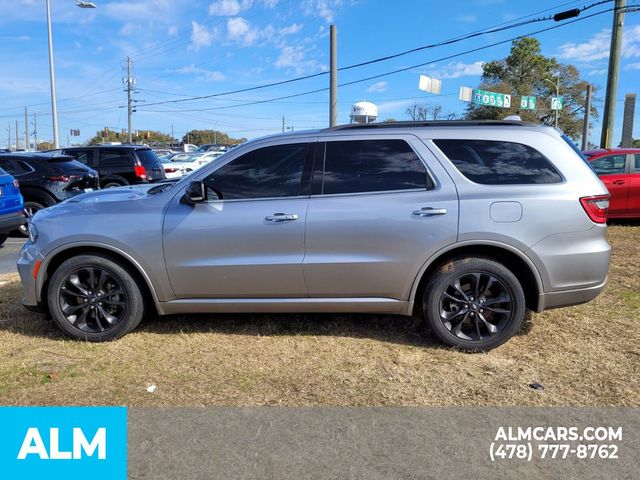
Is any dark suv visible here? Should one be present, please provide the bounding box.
[53,145,166,188]
[0,152,99,235]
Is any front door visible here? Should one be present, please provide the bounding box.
[163,141,313,298]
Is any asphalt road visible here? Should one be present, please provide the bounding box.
[0,236,25,276]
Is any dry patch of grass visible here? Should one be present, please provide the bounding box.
[0,225,638,407]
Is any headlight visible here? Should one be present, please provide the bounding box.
[28,222,39,243]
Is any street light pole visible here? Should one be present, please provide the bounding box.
[544,75,560,129]
[45,0,59,148]
[45,0,96,149]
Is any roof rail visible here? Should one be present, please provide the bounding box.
[323,120,539,131]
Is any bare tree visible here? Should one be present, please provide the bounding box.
[406,103,456,121]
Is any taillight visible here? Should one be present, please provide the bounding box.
[165,167,178,173]
[134,165,147,179]
[49,175,70,182]
[580,195,609,223]
[13,179,19,188]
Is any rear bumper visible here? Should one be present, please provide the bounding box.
[536,276,608,311]
[0,211,25,235]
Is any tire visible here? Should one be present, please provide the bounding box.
[17,200,47,237]
[422,257,525,351]
[103,181,125,188]
[47,254,145,341]
[0,233,7,247]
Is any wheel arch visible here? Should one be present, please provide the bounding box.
[409,241,544,315]
[39,243,159,315]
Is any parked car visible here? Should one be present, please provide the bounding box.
[583,148,640,219]
[0,166,25,246]
[18,121,611,350]
[50,145,166,188]
[161,158,186,179]
[0,152,98,236]
[166,153,204,173]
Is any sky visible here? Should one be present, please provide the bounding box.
[0,0,638,148]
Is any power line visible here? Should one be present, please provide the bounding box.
[138,0,615,109]
[137,6,621,115]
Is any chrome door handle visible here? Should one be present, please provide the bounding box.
[265,213,299,222]
[413,207,448,217]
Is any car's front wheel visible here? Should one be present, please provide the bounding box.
[423,257,525,351]
[47,254,145,341]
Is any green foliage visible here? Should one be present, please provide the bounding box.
[86,129,174,146]
[466,37,597,140]
[36,141,55,151]
[182,130,246,146]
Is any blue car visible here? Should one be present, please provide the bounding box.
[0,166,25,247]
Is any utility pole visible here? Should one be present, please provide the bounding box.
[124,57,135,144]
[15,120,19,150]
[329,24,337,127]
[171,124,174,146]
[33,113,37,150]
[45,0,59,148]
[600,0,626,147]
[581,84,593,151]
[24,107,29,150]
[7,123,10,151]
[282,116,285,133]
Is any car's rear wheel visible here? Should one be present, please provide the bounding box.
[103,181,126,188]
[423,257,525,351]
[47,254,145,341]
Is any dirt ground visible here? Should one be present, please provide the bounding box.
[0,224,638,407]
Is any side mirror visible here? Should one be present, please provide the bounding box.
[181,181,206,205]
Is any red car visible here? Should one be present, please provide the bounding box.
[583,148,640,219]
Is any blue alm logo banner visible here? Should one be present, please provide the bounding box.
[0,407,127,480]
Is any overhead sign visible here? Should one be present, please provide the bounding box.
[519,96,537,110]
[70,129,80,136]
[551,96,564,110]
[418,75,442,94]
[473,89,511,108]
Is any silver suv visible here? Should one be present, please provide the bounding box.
[18,121,611,350]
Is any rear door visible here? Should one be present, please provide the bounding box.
[303,135,458,300]
[589,154,629,216]
[98,148,136,184]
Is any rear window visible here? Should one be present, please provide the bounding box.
[136,149,162,169]
[433,139,563,185]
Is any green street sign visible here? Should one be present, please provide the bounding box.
[519,96,537,110]
[551,96,564,110]
[473,89,511,108]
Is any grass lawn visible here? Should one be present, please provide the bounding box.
[0,224,638,406]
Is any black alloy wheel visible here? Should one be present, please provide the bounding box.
[423,257,525,351]
[47,254,145,341]
[57,266,128,334]
[438,272,512,341]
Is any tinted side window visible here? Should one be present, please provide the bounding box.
[0,158,17,175]
[634,154,640,171]
[434,139,563,185]
[589,154,626,175]
[204,143,307,200]
[322,139,429,194]
[64,149,93,166]
[99,150,132,167]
